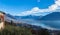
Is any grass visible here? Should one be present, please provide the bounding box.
[0,23,32,35]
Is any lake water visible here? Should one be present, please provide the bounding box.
[20,19,60,30]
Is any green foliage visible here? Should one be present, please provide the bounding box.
[0,25,32,35]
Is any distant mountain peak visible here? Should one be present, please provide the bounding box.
[40,12,60,20]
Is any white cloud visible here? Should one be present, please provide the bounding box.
[18,0,60,16]
[48,4,58,11]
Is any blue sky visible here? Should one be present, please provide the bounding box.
[0,0,60,16]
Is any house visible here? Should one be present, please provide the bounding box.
[0,11,5,30]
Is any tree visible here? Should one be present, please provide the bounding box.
[38,29,50,35]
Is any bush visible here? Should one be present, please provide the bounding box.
[0,25,32,35]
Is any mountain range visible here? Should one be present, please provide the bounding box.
[40,12,60,21]
[3,11,60,30]
[14,15,42,20]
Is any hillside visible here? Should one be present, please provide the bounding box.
[40,12,60,21]
[15,15,42,21]
[0,22,32,35]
